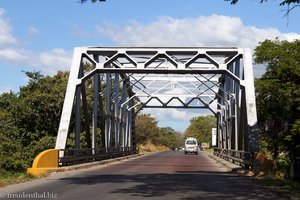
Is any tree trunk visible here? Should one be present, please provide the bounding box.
[272,122,279,177]
[290,143,295,179]
[273,140,278,176]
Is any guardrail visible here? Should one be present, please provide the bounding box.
[59,147,139,166]
[213,147,253,169]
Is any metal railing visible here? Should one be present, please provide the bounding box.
[213,147,253,169]
[59,147,139,166]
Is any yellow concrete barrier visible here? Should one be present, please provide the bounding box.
[27,149,59,176]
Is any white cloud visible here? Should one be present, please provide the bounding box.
[38,48,72,74]
[96,14,300,80]
[284,32,300,41]
[142,108,210,122]
[0,86,13,94]
[141,108,213,132]
[96,15,300,49]
[0,8,72,75]
[28,26,40,35]
[70,23,92,38]
[0,47,72,75]
[0,48,30,62]
[0,8,17,47]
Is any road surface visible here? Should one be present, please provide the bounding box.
[0,151,284,200]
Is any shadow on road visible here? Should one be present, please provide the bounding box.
[59,172,284,200]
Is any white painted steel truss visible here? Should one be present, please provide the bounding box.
[55,47,259,156]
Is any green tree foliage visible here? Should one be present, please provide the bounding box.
[135,114,159,145]
[226,0,300,15]
[184,115,216,144]
[0,93,26,172]
[13,71,68,146]
[254,39,300,179]
[158,127,183,150]
[81,0,300,9]
[0,71,69,172]
[135,114,184,149]
[226,0,300,6]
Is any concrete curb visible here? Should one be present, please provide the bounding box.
[51,153,146,174]
[206,152,247,174]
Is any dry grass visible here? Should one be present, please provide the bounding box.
[138,142,170,153]
[0,172,37,187]
[203,147,214,154]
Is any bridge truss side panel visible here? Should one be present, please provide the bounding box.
[55,48,136,156]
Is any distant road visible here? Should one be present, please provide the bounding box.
[1,151,283,200]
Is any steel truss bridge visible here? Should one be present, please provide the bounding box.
[55,47,259,167]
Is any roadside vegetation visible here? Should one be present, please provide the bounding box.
[138,142,170,153]
[254,39,300,180]
[0,71,68,186]
[184,115,216,145]
[0,172,36,187]
[135,114,216,153]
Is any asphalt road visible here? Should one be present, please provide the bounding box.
[0,151,285,200]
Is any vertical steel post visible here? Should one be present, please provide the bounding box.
[105,73,111,148]
[120,79,127,148]
[99,75,105,148]
[224,75,230,150]
[55,48,85,153]
[92,73,99,154]
[127,100,133,147]
[234,59,241,150]
[92,56,100,153]
[124,109,128,148]
[125,108,130,148]
[243,49,259,152]
[241,89,248,152]
[216,111,220,148]
[229,63,236,150]
[114,74,120,148]
[75,85,81,149]
[217,89,223,149]
[81,84,91,149]
[227,63,233,150]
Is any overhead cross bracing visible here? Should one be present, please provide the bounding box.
[55,47,259,160]
[122,73,220,112]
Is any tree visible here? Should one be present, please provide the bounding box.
[0,92,27,172]
[80,0,300,8]
[226,0,300,15]
[158,127,183,149]
[184,115,216,144]
[254,39,300,179]
[13,71,69,146]
[226,0,300,6]
[135,114,159,145]
[0,71,69,172]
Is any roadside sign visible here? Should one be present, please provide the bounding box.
[212,128,217,146]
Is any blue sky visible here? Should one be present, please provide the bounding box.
[1,0,300,132]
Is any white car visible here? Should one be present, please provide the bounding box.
[184,137,199,155]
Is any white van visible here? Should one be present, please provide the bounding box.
[184,137,199,155]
